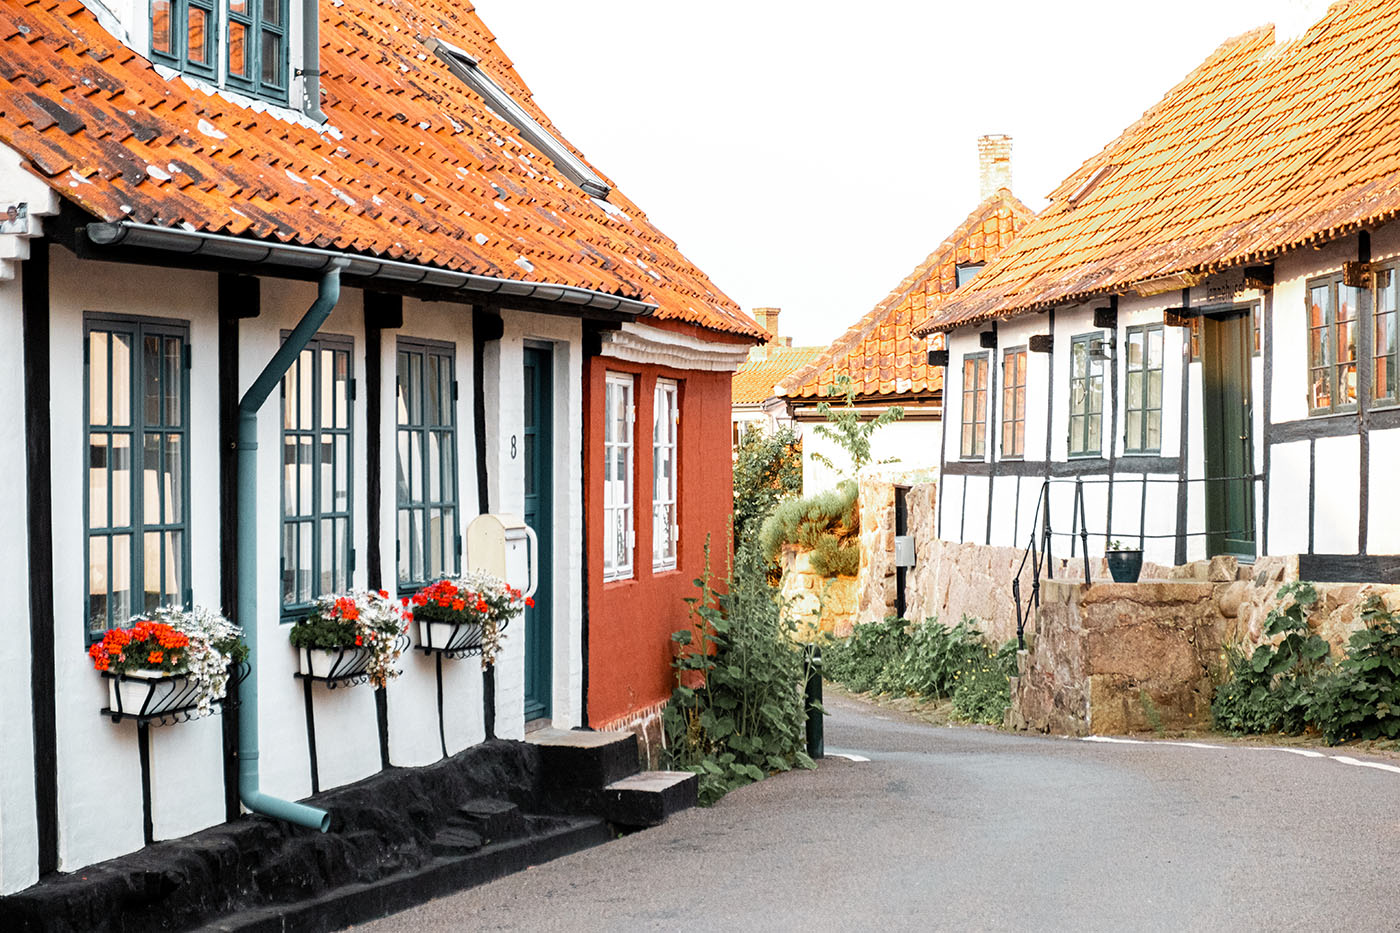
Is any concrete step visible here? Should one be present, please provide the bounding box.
[526,728,640,791]
[599,771,699,828]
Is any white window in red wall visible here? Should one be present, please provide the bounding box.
[652,379,679,570]
[603,373,634,581]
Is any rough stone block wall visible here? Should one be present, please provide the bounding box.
[779,545,858,639]
[855,477,897,624]
[597,698,669,771]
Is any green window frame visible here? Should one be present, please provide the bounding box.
[225,0,288,104]
[84,316,192,642]
[960,352,989,459]
[1124,325,1164,454]
[1373,264,1399,407]
[396,338,460,591]
[150,0,217,81]
[1068,333,1104,457]
[1307,274,1359,415]
[280,335,354,616]
[1000,347,1026,459]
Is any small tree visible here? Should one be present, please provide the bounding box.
[809,374,904,479]
[732,423,802,551]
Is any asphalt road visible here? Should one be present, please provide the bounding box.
[357,691,1400,932]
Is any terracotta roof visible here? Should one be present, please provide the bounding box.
[919,0,1400,335]
[0,0,762,337]
[782,191,1032,399]
[732,344,826,405]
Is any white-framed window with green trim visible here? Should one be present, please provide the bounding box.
[85,315,192,642]
[150,0,217,81]
[1374,264,1398,407]
[603,372,635,581]
[1000,347,1026,459]
[1124,324,1164,454]
[281,335,354,616]
[225,0,288,104]
[396,338,459,590]
[652,379,679,571]
[1068,333,1105,457]
[960,352,989,459]
[1306,274,1359,415]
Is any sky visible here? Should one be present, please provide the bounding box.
[474,0,1302,347]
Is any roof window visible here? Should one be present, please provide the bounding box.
[956,263,985,288]
[428,39,610,200]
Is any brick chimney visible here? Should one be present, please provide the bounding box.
[752,307,791,346]
[977,134,1013,201]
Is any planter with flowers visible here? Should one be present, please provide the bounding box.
[409,570,529,666]
[289,590,409,688]
[91,606,247,721]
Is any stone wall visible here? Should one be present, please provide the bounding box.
[596,698,668,770]
[779,545,859,639]
[856,477,896,624]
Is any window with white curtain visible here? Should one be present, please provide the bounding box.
[652,380,679,571]
[603,372,634,580]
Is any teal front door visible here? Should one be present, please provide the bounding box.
[522,346,553,722]
[1202,311,1256,559]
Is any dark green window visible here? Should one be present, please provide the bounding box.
[226,0,288,104]
[396,339,459,589]
[1125,325,1164,453]
[150,0,217,80]
[960,352,988,459]
[1374,265,1398,406]
[85,317,191,641]
[1307,275,1359,415]
[1000,347,1026,458]
[1068,333,1104,456]
[281,336,353,615]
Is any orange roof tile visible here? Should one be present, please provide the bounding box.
[783,191,1032,400]
[732,345,827,405]
[0,0,762,338]
[918,0,1400,335]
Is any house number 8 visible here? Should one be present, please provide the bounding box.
[511,435,518,459]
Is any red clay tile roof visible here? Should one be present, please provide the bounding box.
[0,0,762,338]
[918,0,1400,335]
[732,345,826,405]
[782,191,1032,399]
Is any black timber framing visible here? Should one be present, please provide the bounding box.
[1298,554,1400,584]
[1262,285,1273,554]
[1269,407,1400,441]
[365,290,401,769]
[1357,232,1372,555]
[23,237,59,877]
[1174,288,1191,566]
[941,455,1181,478]
[217,272,256,822]
[985,322,998,546]
[471,308,503,739]
[1104,296,1119,544]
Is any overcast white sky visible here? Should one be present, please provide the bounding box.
[474,1,1298,346]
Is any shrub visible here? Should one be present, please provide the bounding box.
[950,641,1018,724]
[822,616,912,693]
[757,480,860,575]
[662,540,815,804]
[1307,597,1400,743]
[732,424,802,551]
[877,616,986,698]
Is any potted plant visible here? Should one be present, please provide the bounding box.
[1106,539,1144,584]
[89,606,247,718]
[408,570,530,667]
[289,590,408,687]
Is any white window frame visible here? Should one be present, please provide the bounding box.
[603,372,635,581]
[652,379,679,571]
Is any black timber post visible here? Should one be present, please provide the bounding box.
[23,237,59,876]
[473,309,504,739]
[218,272,257,822]
[365,291,401,769]
[1356,231,1371,554]
[1175,288,1192,566]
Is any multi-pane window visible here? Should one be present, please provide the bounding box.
[959,353,989,459]
[150,0,216,80]
[1000,348,1026,458]
[85,318,190,641]
[603,373,634,581]
[1374,266,1398,406]
[1069,333,1105,456]
[653,380,679,571]
[396,340,458,590]
[1307,275,1359,414]
[281,337,353,615]
[1125,325,1164,453]
[226,0,288,102]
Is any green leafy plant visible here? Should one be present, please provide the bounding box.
[732,423,802,552]
[662,539,815,805]
[876,616,986,698]
[1307,597,1400,743]
[809,374,904,478]
[1211,581,1332,735]
[757,480,860,576]
[949,641,1017,725]
[821,616,912,694]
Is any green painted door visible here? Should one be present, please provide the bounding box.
[1202,312,1256,559]
[522,347,553,722]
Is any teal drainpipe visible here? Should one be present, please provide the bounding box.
[236,262,347,832]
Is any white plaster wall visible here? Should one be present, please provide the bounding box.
[988,474,1019,547]
[1313,434,1360,554]
[800,417,941,495]
[996,313,1050,463]
[937,472,963,540]
[1370,428,1400,554]
[1269,440,1311,555]
[959,475,990,545]
[1270,240,1353,426]
[47,250,225,869]
[0,272,38,894]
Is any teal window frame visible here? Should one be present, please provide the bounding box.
[1306,274,1359,415]
[84,315,192,643]
[225,0,288,105]
[1373,263,1399,407]
[1124,324,1164,454]
[1000,347,1026,459]
[395,338,460,592]
[280,334,355,618]
[150,0,218,81]
[959,352,989,459]
[1068,332,1104,457]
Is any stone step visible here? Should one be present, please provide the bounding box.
[428,827,484,858]
[526,727,640,791]
[598,771,699,828]
[454,798,523,842]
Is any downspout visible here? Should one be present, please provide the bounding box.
[300,0,325,123]
[236,262,347,832]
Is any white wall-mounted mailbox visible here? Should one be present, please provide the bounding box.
[893,534,916,568]
[465,513,539,598]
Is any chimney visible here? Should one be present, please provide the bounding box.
[977,134,1013,201]
[753,307,790,346]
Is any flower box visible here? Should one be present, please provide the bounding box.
[418,619,483,653]
[298,646,373,680]
[288,591,408,688]
[107,669,197,718]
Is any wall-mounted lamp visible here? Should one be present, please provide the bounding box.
[1088,336,1114,362]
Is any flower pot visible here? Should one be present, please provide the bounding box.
[108,668,193,717]
[299,646,370,679]
[1106,549,1144,583]
[418,619,482,653]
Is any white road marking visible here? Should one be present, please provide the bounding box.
[825,752,871,762]
[1331,756,1400,775]
[1079,736,1400,775]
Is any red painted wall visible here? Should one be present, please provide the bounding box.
[584,342,737,728]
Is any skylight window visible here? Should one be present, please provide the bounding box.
[428,39,611,200]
